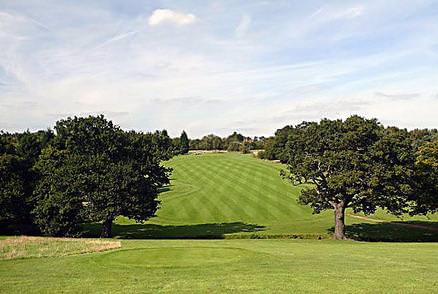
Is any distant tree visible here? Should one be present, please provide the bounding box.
[226,132,244,143]
[251,136,266,150]
[412,138,438,214]
[240,142,251,154]
[180,131,189,154]
[258,137,276,160]
[189,138,202,150]
[224,132,244,150]
[227,142,241,152]
[283,116,415,239]
[33,116,170,237]
[200,134,224,150]
[171,137,181,155]
[150,130,174,160]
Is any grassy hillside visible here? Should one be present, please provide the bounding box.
[102,153,437,240]
[2,239,438,293]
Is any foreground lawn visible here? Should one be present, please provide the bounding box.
[1,239,438,293]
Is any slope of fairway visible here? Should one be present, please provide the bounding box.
[106,152,438,240]
[2,239,438,293]
[152,152,334,236]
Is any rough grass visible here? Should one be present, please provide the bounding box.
[1,239,438,293]
[0,236,121,260]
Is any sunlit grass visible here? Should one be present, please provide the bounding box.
[0,236,121,260]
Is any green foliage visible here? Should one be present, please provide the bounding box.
[416,138,438,168]
[33,115,171,237]
[188,132,255,151]
[179,131,189,154]
[227,141,241,152]
[284,116,416,239]
[258,137,276,160]
[32,147,87,236]
[197,134,224,150]
[0,130,53,234]
[240,142,250,154]
[150,130,174,160]
[412,138,438,214]
[0,154,27,225]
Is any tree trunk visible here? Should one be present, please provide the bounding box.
[333,203,347,240]
[101,217,113,238]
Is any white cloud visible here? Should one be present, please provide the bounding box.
[235,14,251,37]
[148,9,197,27]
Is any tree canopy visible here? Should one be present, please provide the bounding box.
[412,138,438,214]
[1,116,172,237]
[32,116,171,237]
[283,116,417,239]
[180,131,189,154]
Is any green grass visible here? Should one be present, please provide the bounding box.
[97,152,437,240]
[2,153,438,293]
[1,239,438,293]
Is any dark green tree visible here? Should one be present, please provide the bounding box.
[0,130,53,234]
[225,132,244,151]
[180,131,189,154]
[33,116,171,237]
[189,138,201,150]
[0,153,27,230]
[284,116,415,239]
[200,134,224,150]
[32,147,85,236]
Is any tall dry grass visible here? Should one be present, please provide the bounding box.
[0,236,121,260]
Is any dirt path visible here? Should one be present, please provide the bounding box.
[348,214,438,232]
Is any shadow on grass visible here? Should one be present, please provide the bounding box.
[82,222,265,239]
[342,221,438,242]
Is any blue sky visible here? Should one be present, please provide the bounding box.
[1,0,437,137]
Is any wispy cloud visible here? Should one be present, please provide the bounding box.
[375,92,420,100]
[235,14,251,37]
[1,1,438,136]
[94,30,139,48]
[311,5,364,21]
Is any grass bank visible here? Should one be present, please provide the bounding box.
[1,239,438,293]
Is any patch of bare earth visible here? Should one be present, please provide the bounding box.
[0,236,121,260]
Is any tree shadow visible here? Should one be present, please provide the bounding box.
[82,222,265,239]
[340,221,438,242]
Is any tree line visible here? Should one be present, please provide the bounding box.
[1,114,437,240]
[187,132,266,153]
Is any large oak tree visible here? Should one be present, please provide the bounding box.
[283,116,415,239]
[33,116,171,237]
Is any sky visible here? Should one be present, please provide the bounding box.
[0,0,438,137]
